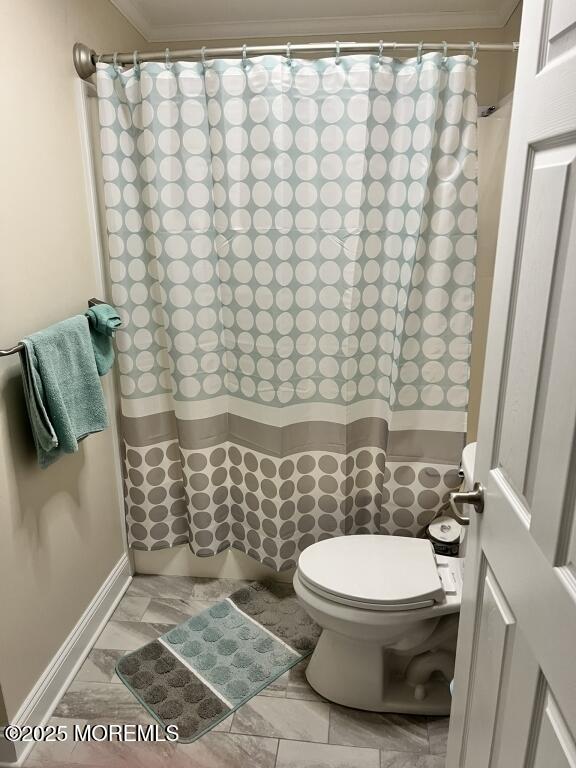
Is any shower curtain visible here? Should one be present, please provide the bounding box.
[96,52,477,570]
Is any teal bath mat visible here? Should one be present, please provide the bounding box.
[116,582,321,742]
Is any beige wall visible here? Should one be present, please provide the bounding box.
[498,3,523,99]
[468,100,513,441]
[0,0,147,722]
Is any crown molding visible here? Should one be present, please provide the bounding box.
[110,0,153,40]
[500,0,523,27]
[110,0,522,44]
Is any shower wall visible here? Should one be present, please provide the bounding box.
[468,100,513,441]
[465,8,519,439]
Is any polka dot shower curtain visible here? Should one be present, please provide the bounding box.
[96,52,477,570]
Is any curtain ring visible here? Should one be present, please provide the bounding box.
[417,41,423,64]
[242,44,247,68]
[286,41,292,66]
[133,50,140,73]
[335,40,341,64]
[469,41,478,60]
[112,51,123,75]
[201,46,207,70]
[165,47,172,70]
[442,40,448,63]
[378,40,384,65]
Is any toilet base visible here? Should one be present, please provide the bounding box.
[305,629,453,715]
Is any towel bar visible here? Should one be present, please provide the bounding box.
[0,298,107,357]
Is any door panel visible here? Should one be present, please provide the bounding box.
[497,150,571,498]
[483,470,576,723]
[565,504,576,577]
[489,630,542,766]
[546,1,576,61]
[532,691,576,768]
[528,149,576,562]
[462,565,515,767]
[447,0,576,764]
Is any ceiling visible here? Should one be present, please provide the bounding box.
[110,0,521,43]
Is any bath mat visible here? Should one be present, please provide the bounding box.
[116,582,321,742]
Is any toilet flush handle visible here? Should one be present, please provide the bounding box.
[447,482,485,525]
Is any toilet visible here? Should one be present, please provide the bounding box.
[293,443,476,715]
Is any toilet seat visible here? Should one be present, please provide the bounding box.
[297,535,446,612]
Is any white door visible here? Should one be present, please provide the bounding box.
[446,0,576,765]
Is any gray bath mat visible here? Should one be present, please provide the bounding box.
[116,582,321,742]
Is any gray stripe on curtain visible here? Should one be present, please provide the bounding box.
[121,413,463,464]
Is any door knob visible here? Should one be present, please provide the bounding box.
[447,482,485,526]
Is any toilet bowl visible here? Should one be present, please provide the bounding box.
[294,537,462,714]
[293,444,475,715]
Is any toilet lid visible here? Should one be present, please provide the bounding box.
[297,535,445,609]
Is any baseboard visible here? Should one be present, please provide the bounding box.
[0,554,131,767]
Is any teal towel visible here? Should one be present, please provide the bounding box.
[86,303,121,376]
[20,343,59,460]
[21,316,108,468]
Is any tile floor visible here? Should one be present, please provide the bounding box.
[24,575,448,767]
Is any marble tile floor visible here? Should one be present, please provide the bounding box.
[23,575,448,768]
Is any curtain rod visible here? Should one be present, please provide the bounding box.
[73,40,519,79]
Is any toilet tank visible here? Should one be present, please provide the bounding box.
[456,442,477,560]
[461,442,477,490]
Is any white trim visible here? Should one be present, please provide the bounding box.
[75,78,133,571]
[109,0,522,43]
[390,410,467,431]
[0,556,131,767]
[499,0,522,27]
[121,395,466,432]
[225,599,302,658]
[109,0,152,40]
[121,393,175,418]
[132,14,506,42]
[157,638,233,708]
